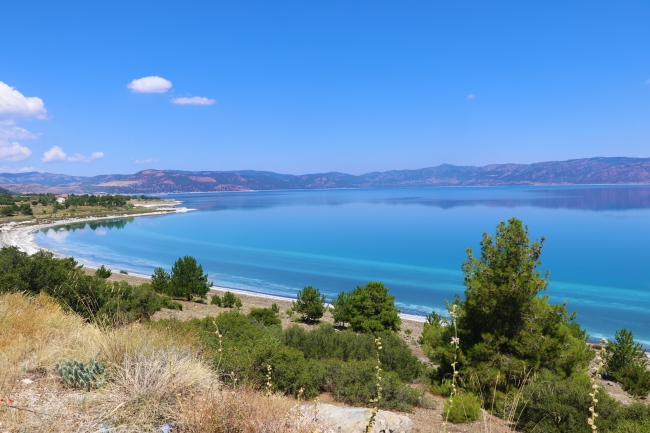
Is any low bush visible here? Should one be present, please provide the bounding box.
[95,265,112,279]
[248,307,281,326]
[162,313,425,410]
[222,291,241,308]
[282,324,423,382]
[514,371,620,433]
[323,360,420,410]
[616,363,650,398]
[98,281,182,324]
[210,294,222,306]
[443,392,481,423]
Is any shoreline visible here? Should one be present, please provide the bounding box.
[0,208,428,324]
[0,207,194,255]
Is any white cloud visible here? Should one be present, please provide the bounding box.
[42,145,67,162]
[0,82,47,120]
[171,96,216,106]
[0,141,32,162]
[43,146,104,163]
[0,120,42,140]
[127,76,172,93]
[134,157,159,164]
[0,165,36,173]
[67,151,104,162]
[466,94,476,100]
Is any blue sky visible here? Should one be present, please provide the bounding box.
[1,1,649,176]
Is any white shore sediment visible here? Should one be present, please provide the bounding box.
[0,207,193,255]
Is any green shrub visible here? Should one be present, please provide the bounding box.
[55,359,107,390]
[612,420,650,433]
[175,312,422,409]
[151,267,170,293]
[430,378,453,397]
[248,307,281,326]
[332,282,401,333]
[616,363,650,398]
[323,360,420,411]
[443,392,481,423]
[293,286,326,322]
[331,291,353,326]
[222,291,239,308]
[605,328,650,397]
[98,281,182,324]
[210,294,222,306]
[253,341,322,398]
[614,404,650,433]
[514,371,620,433]
[282,325,422,382]
[19,203,33,215]
[94,265,112,279]
[271,303,279,314]
[606,329,647,375]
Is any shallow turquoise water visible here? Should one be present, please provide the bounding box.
[35,186,650,345]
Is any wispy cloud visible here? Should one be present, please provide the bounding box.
[134,157,159,164]
[466,94,476,100]
[127,76,172,93]
[171,96,216,106]
[646,78,650,85]
[42,146,104,163]
[67,151,105,162]
[0,120,42,140]
[0,165,36,173]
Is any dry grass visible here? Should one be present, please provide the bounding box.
[178,387,326,433]
[0,292,101,392]
[0,292,332,432]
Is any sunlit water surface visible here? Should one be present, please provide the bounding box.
[35,186,650,345]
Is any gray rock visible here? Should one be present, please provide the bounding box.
[301,403,413,433]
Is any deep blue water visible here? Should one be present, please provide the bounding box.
[35,186,650,345]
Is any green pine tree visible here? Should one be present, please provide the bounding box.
[169,256,212,300]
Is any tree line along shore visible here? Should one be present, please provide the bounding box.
[0,188,177,224]
[1,217,649,432]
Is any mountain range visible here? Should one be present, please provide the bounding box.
[2,157,650,194]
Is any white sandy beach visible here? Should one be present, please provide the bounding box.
[0,207,193,255]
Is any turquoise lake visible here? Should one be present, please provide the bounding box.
[35,186,650,345]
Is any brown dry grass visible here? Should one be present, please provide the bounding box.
[0,292,101,393]
[0,292,332,433]
[178,387,326,433]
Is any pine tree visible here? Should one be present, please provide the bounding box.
[168,256,212,300]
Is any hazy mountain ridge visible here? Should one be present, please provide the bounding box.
[2,157,650,193]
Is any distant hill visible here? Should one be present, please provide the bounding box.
[2,157,650,194]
